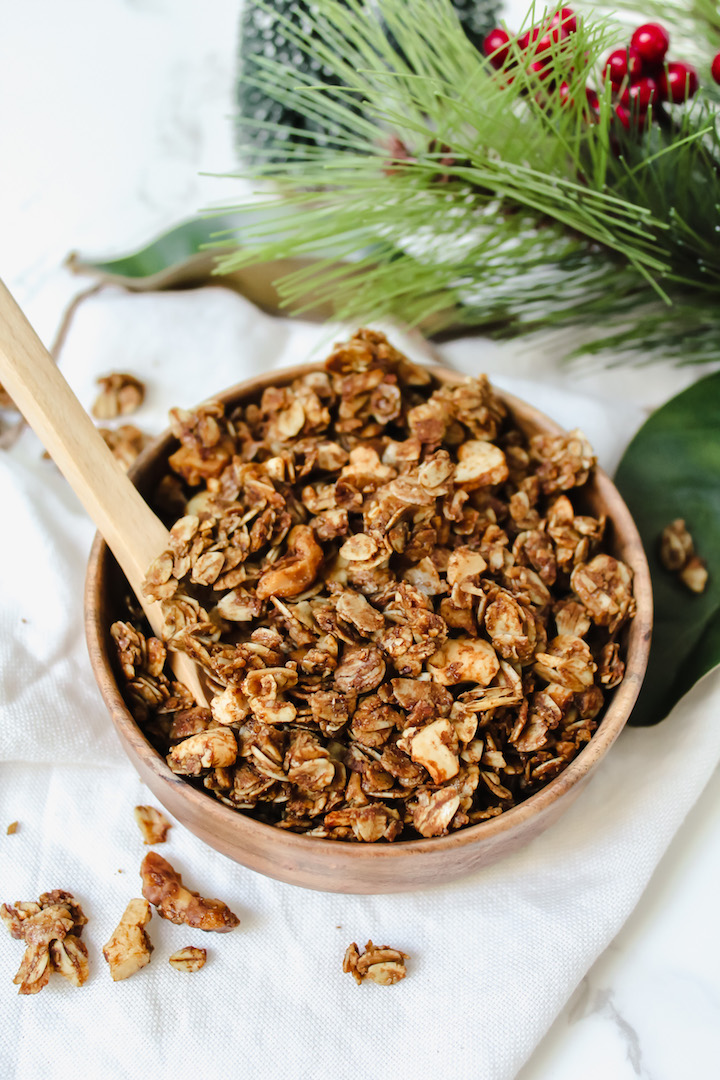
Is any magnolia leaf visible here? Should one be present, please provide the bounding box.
[614,372,720,725]
[65,214,462,331]
[65,213,349,321]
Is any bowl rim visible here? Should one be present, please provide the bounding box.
[85,360,653,864]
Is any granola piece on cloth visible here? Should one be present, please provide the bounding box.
[103,898,153,982]
[168,946,207,972]
[133,805,172,845]
[140,853,239,932]
[91,371,145,419]
[343,940,409,985]
[1,890,89,994]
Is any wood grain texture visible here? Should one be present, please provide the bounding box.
[85,362,652,894]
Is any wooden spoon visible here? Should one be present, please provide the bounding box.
[0,277,209,706]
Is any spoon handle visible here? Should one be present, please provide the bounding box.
[0,278,169,635]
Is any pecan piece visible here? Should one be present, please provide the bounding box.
[140,853,239,932]
[103,898,153,981]
[256,525,323,600]
[454,440,508,489]
[405,718,459,784]
[428,638,500,687]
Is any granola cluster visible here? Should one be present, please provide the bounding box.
[343,940,408,985]
[111,329,635,842]
[1,890,89,995]
[99,423,151,471]
[103,852,238,981]
[92,371,145,420]
[658,518,708,594]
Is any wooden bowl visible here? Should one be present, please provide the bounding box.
[85,363,652,893]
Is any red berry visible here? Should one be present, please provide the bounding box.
[620,75,660,111]
[614,103,633,129]
[518,27,539,51]
[483,28,511,69]
[614,102,651,131]
[659,61,698,103]
[630,23,670,67]
[585,86,600,112]
[603,47,643,86]
[551,7,578,36]
[712,52,720,84]
[535,30,554,54]
[528,58,552,81]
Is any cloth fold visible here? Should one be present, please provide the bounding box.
[2,286,718,1080]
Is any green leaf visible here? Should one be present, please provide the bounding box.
[65,212,369,322]
[614,372,720,725]
[66,215,242,288]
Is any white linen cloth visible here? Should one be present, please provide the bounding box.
[1,285,719,1080]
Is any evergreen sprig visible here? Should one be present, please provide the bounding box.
[214,0,720,363]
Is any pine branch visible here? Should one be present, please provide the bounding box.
[215,0,720,363]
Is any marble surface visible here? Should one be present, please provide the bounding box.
[2,2,719,1077]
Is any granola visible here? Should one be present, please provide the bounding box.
[659,519,708,595]
[102,898,153,981]
[168,946,207,972]
[343,940,408,985]
[110,329,635,842]
[99,424,151,471]
[1,890,89,994]
[133,805,172,845]
[92,372,145,419]
[140,853,240,932]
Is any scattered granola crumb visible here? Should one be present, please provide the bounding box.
[98,424,151,471]
[133,805,171,845]
[659,519,708,594]
[680,555,709,595]
[140,852,239,933]
[1,890,89,994]
[168,946,207,972]
[92,372,145,419]
[343,940,408,986]
[103,898,153,981]
[6,822,18,835]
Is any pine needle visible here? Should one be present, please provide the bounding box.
[215,0,720,363]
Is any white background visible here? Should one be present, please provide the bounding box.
[1,1,719,1077]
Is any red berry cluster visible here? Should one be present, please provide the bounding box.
[603,23,698,129]
[711,51,720,85]
[483,13,701,133]
[483,8,582,107]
